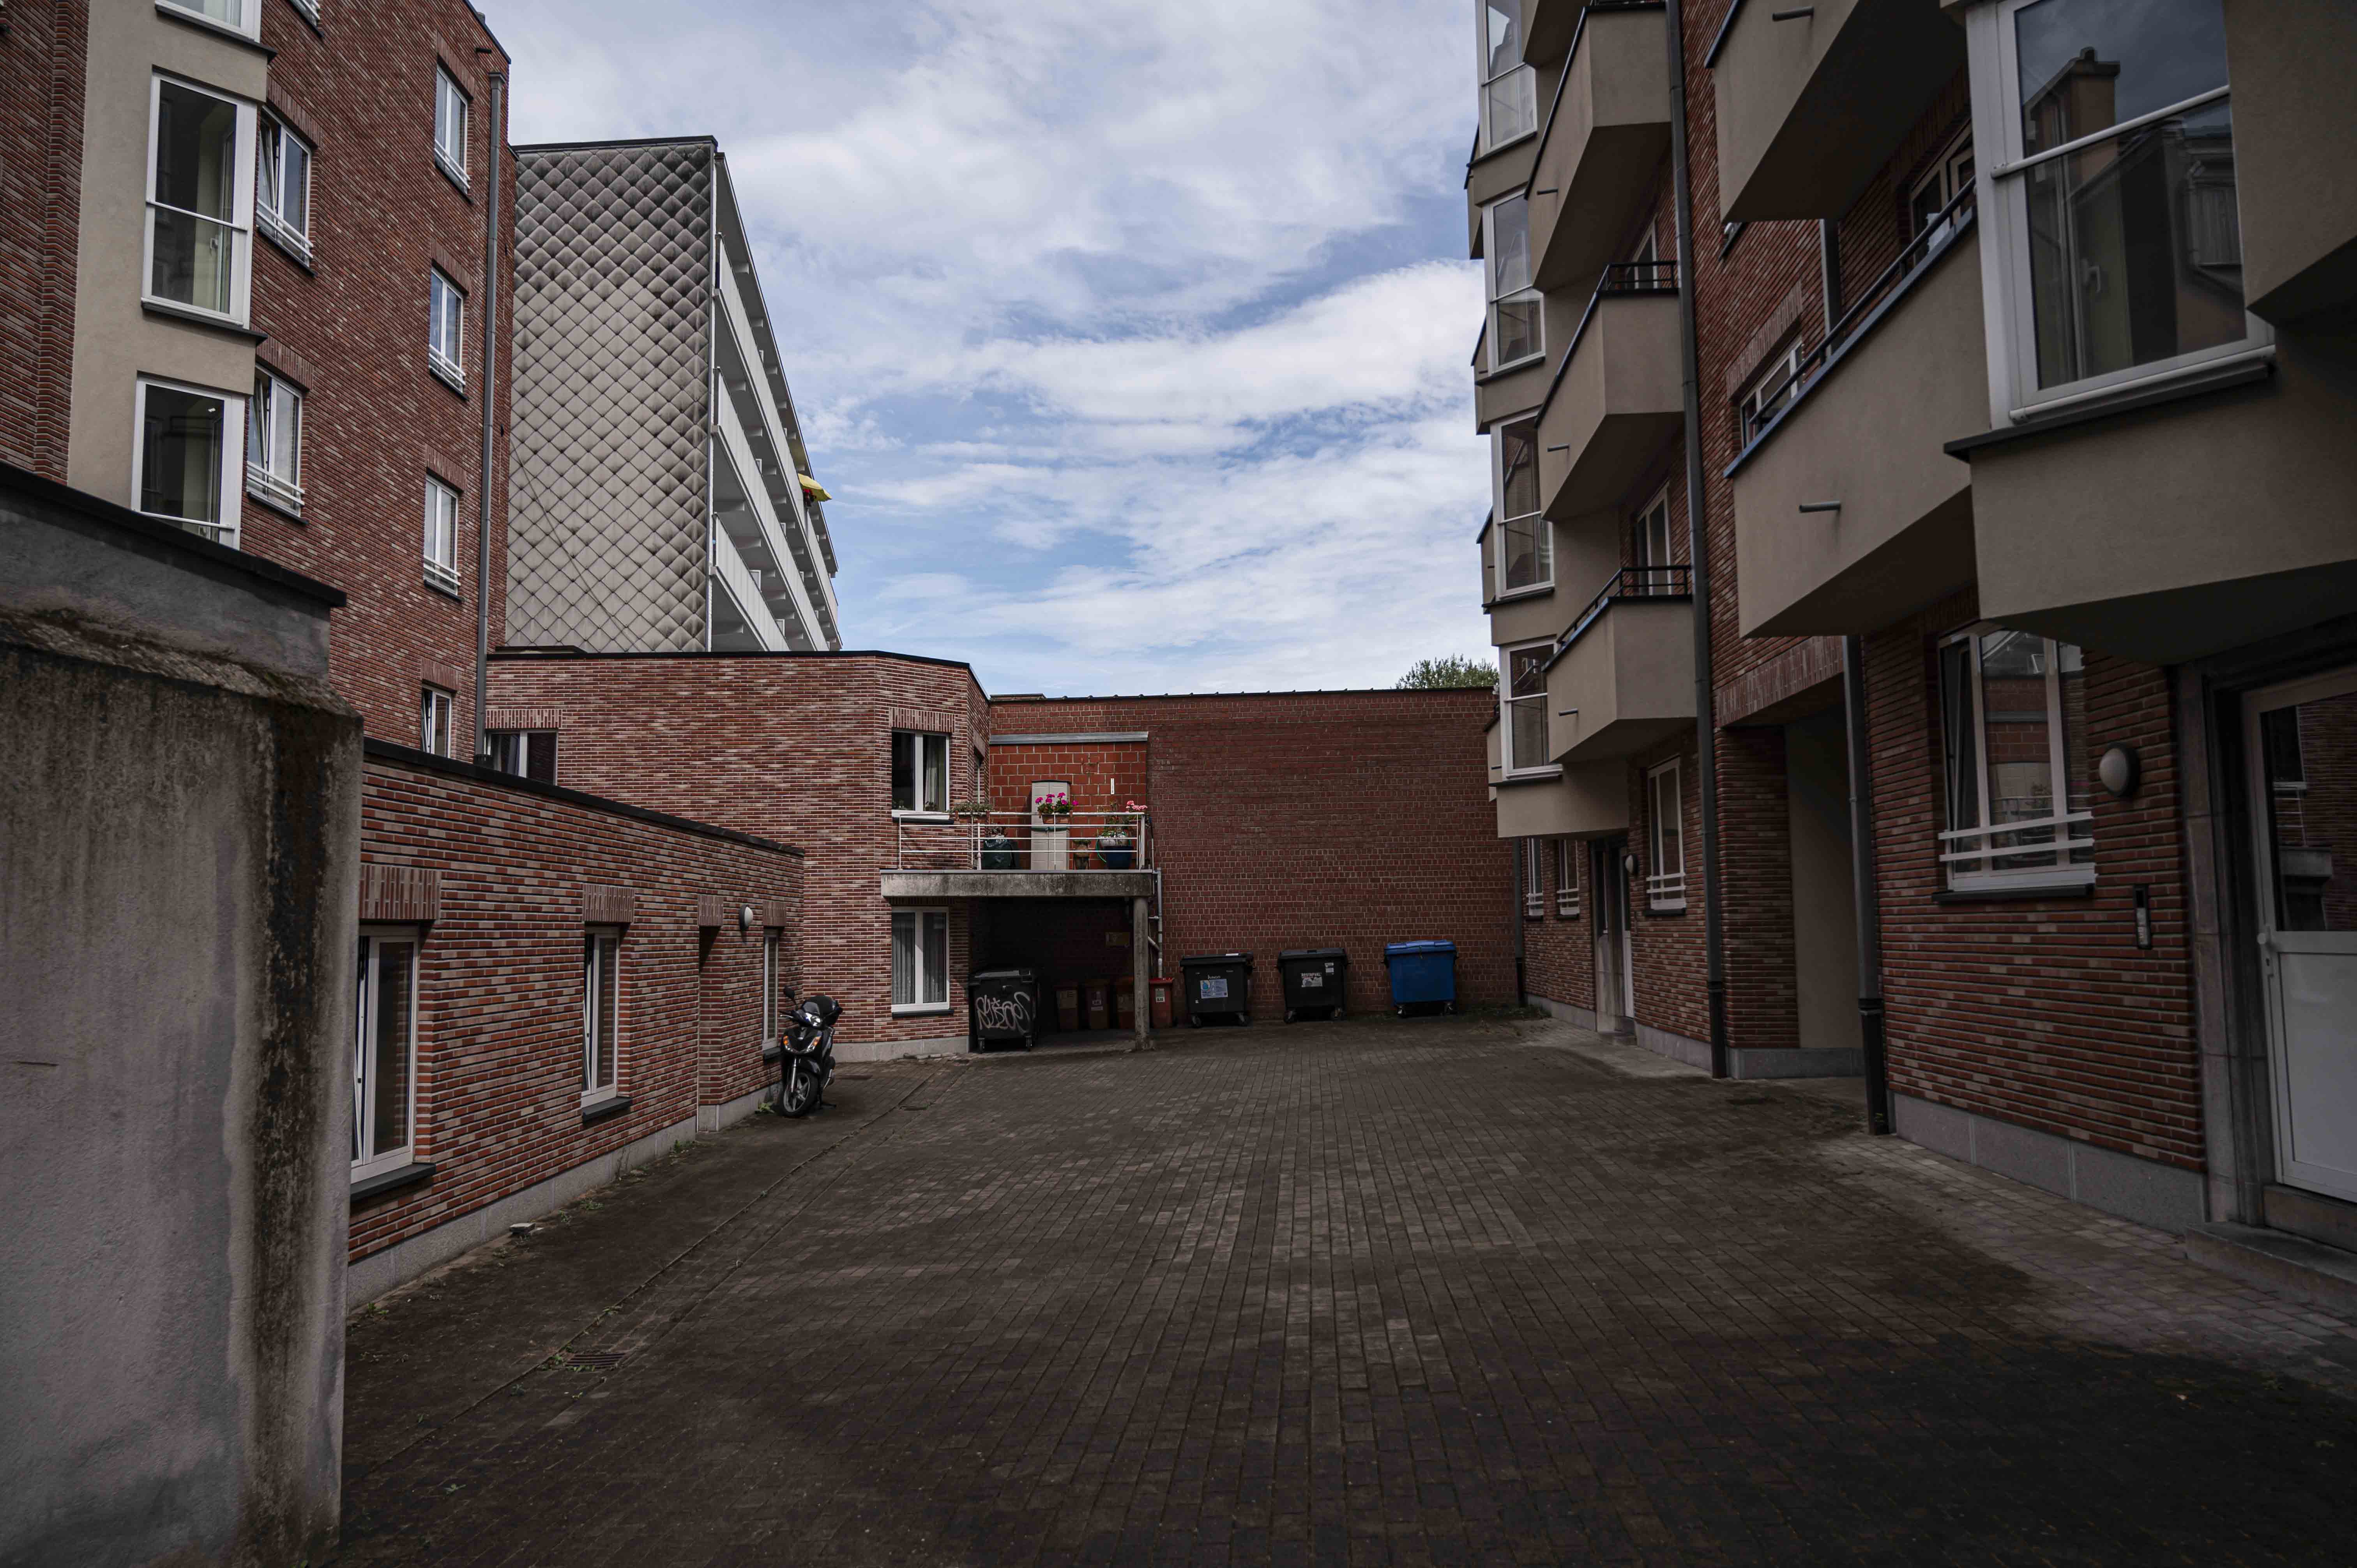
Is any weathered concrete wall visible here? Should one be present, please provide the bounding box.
[0,466,360,1568]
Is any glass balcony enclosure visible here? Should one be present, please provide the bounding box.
[1476,0,1539,154]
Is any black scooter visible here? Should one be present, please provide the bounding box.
[773,988,841,1118]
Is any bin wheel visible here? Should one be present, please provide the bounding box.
[1021,1036,1034,1051]
[1444,1001,1458,1015]
[1284,1010,1295,1024]
[1239,1013,1251,1026]
[1396,1005,1407,1018]
[1189,1016,1202,1029]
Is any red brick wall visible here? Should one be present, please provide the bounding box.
[244,0,514,751]
[1862,594,2201,1168]
[1520,839,1597,1015]
[989,692,1516,1015]
[486,652,993,1050]
[0,0,86,478]
[352,748,802,1265]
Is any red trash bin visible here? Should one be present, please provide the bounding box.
[1149,977,1174,1029]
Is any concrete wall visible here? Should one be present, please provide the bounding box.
[0,467,358,1568]
[2225,0,2357,326]
[1783,706,1862,1055]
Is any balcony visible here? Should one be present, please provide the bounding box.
[2226,2,2357,327]
[717,252,840,645]
[706,525,788,653]
[1705,0,1963,222]
[1472,316,1556,434]
[881,809,1157,901]
[1535,263,1682,521]
[1728,198,1983,637]
[1492,761,1630,840]
[1527,3,1670,293]
[712,402,818,650]
[1543,567,1694,761]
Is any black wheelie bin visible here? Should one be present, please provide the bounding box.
[1277,948,1348,1022]
[1180,952,1253,1027]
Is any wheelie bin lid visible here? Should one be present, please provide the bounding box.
[1279,948,1348,962]
[1383,940,1456,960]
[970,968,1037,984]
[1180,952,1253,968]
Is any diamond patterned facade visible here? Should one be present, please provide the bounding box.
[508,142,714,651]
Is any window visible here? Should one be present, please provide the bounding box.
[583,928,621,1102]
[159,0,258,42]
[352,931,419,1180]
[419,686,454,757]
[256,113,311,261]
[1522,838,1545,919]
[135,376,244,545]
[423,476,461,595]
[428,270,465,389]
[1936,627,2094,889]
[433,67,469,187]
[892,731,949,815]
[488,729,557,783]
[1736,337,1806,448]
[1554,838,1580,918]
[1501,642,1551,774]
[1484,196,1543,371]
[762,931,782,1046]
[1632,486,1675,591]
[891,909,950,1014]
[147,75,255,323]
[1474,0,1537,152]
[1968,0,2263,415]
[1493,417,1548,594]
[1908,127,1975,244]
[1647,760,1687,911]
[246,369,302,514]
[290,0,321,23]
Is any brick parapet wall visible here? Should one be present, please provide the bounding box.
[351,750,802,1264]
[0,0,87,479]
[246,0,515,750]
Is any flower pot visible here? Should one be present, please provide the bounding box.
[1098,843,1136,870]
[980,835,1017,871]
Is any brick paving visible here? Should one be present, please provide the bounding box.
[338,1018,2357,1566]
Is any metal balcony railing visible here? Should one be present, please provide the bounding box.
[1560,258,1680,374]
[892,809,1155,874]
[1547,564,1692,668]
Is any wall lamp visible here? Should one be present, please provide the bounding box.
[738,904,756,933]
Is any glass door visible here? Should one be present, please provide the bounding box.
[1592,837,1632,1033]
[2247,667,2357,1203]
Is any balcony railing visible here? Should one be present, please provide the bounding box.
[1548,563,1692,668]
[1646,869,1687,911]
[1733,185,1976,465]
[1560,259,1679,373]
[892,809,1155,874]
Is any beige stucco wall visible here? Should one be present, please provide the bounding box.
[1495,764,1630,840]
[65,7,267,506]
[1785,708,1863,1056]
[1548,597,1694,761]
[1528,6,1668,292]
[2224,0,2357,325]
[1731,229,1984,637]
[1537,292,1681,518]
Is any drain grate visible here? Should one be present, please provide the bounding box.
[562,1350,629,1371]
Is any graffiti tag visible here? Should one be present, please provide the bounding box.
[975,991,1036,1034]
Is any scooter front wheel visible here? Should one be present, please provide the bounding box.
[779,1058,819,1118]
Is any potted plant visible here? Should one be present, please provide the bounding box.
[1096,800,1143,869]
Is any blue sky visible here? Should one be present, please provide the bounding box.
[488,0,1492,696]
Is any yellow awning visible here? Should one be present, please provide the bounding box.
[797,474,831,503]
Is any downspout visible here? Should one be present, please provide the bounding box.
[1663,0,1730,1077]
[472,69,505,763]
[1513,843,1528,1006]
[1842,635,1892,1133]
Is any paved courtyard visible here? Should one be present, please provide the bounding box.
[339,1017,2357,1566]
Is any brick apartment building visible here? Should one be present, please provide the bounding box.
[1467,0,2357,1270]
[0,0,809,1304]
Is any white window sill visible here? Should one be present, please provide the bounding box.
[1556,902,1580,919]
[579,1088,623,1109]
[428,353,468,395]
[1499,766,1563,782]
[2008,345,2274,427]
[1491,583,1553,606]
[156,0,263,46]
[1648,901,1689,914]
[350,1154,416,1185]
[891,810,953,823]
[142,294,256,336]
[434,150,472,195]
[890,1003,953,1017]
[1485,351,1547,379]
[1945,871,2098,896]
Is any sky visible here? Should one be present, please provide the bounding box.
[487,0,1492,696]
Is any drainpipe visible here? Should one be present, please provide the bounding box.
[1663,0,1730,1078]
[472,69,506,764]
[1842,635,1892,1133]
[1513,844,1528,1006]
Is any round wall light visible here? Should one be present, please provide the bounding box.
[738,903,757,933]
[2098,745,2141,798]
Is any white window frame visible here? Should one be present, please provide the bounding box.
[423,475,461,595]
[582,926,623,1105]
[433,66,470,189]
[1522,837,1545,919]
[419,685,454,757]
[290,0,321,24]
[255,111,311,263]
[1483,194,1544,374]
[1936,625,2095,891]
[145,73,256,327]
[891,908,951,1015]
[1735,336,1805,449]
[157,0,260,44]
[1647,759,1687,911]
[133,374,245,546]
[1632,484,1675,588]
[891,730,951,817]
[1964,0,2269,425]
[1554,838,1580,918]
[246,368,302,516]
[352,927,421,1182]
[1473,0,1538,155]
[428,269,466,391]
[1908,125,1975,245]
[1500,639,1556,777]
[1492,415,1549,598]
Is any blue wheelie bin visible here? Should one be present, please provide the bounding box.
[1383,940,1458,1017]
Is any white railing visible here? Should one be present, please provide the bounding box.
[892,809,1153,873]
[1937,810,2096,875]
[246,462,304,517]
[1556,888,1580,918]
[1646,871,1687,911]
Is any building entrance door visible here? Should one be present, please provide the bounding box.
[2247,667,2357,1204]
[1592,837,1633,1034]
